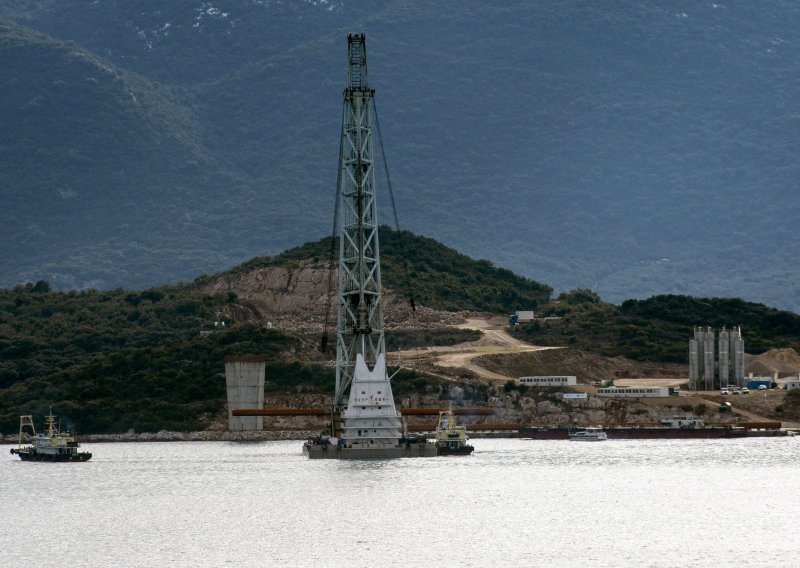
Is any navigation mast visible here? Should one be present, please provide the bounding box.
[332,33,402,446]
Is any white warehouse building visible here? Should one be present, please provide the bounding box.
[518,376,577,387]
[597,387,672,398]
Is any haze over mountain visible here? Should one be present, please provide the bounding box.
[2,1,799,311]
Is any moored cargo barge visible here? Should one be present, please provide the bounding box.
[520,426,757,440]
[606,426,749,439]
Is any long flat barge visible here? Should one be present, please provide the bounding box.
[519,426,774,440]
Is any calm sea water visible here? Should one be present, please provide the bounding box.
[2,437,799,568]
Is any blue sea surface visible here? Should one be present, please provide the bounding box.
[2,437,799,567]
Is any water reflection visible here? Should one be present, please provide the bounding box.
[2,437,798,567]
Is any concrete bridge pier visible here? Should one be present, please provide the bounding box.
[224,355,266,431]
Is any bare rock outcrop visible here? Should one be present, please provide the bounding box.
[198,261,463,333]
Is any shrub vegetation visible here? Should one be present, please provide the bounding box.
[511,293,800,363]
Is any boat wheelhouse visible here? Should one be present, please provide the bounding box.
[435,407,474,456]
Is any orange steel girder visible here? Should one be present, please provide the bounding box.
[231,407,494,417]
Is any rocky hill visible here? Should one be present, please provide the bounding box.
[4,228,800,435]
[190,228,552,331]
[195,258,466,334]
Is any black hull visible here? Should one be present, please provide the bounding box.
[605,427,748,440]
[303,443,437,459]
[10,449,92,462]
[519,427,570,440]
[437,445,474,456]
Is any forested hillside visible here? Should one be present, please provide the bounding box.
[4,225,800,433]
[0,278,480,435]
[2,1,800,311]
[511,292,800,363]
[0,229,543,434]
[0,283,308,433]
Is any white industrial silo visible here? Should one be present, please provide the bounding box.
[718,327,730,388]
[732,326,745,386]
[703,327,715,391]
[689,338,700,389]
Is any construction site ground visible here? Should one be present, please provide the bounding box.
[389,315,800,428]
[390,316,561,381]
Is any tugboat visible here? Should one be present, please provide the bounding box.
[435,407,474,456]
[9,410,92,462]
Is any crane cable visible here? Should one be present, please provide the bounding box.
[373,98,420,369]
[320,104,346,353]
[372,98,416,314]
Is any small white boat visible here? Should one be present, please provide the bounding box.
[569,427,607,441]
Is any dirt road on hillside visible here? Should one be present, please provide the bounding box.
[688,393,800,426]
[389,317,561,382]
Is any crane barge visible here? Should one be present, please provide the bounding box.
[303,34,436,459]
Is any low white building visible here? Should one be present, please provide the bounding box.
[597,387,671,398]
[518,376,577,387]
[562,392,588,400]
[784,378,800,391]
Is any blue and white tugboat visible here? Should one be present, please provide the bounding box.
[10,410,92,462]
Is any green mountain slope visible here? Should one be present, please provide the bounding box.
[1,2,800,312]
[0,13,353,291]
[0,19,260,288]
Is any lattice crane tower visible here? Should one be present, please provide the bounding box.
[332,33,402,447]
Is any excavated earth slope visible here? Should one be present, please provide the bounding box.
[745,348,800,376]
[198,260,462,333]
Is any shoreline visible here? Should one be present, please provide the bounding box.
[0,430,316,444]
[1,429,521,445]
[3,427,795,445]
